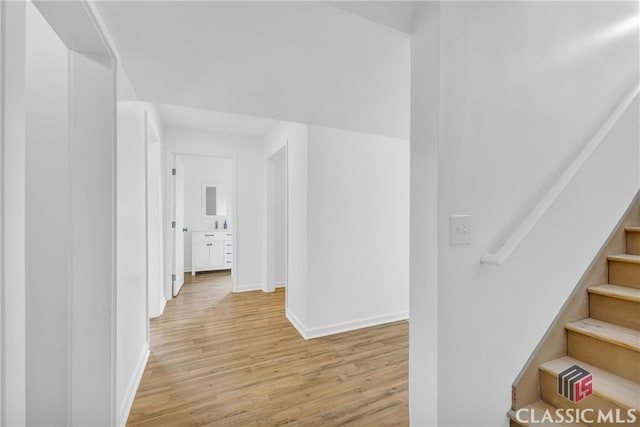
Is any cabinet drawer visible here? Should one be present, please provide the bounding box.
[224,260,233,266]
[224,250,233,257]
[224,241,233,248]
[200,232,229,241]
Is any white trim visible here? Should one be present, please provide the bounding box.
[0,4,5,424]
[117,344,149,427]
[231,155,238,292]
[144,111,150,351]
[233,283,264,293]
[0,3,5,423]
[284,142,288,313]
[158,297,166,317]
[149,295,166,319]
[186,267,232,274]
[274,281,286,288]
[110,56,119,427]
[286,309,409,340]
[482,84,640,266]
[285,309,308,339]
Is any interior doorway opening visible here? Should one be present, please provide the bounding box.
[170,153,236,296]
[266,144,287,305]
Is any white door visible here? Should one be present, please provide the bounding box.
[173,157,185,296]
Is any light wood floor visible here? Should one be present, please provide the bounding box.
[127,271,409,426]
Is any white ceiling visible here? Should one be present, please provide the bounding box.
[325,2,419,35]
[95,1,411,139]
[157,104,277,137]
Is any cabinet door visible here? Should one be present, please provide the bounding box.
[210,240,224,267]
[194,239,210,269]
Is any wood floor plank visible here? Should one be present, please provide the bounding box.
[126,271,409,426]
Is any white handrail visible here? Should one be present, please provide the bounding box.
[481,84,640,266]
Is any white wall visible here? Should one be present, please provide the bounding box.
[305,125,410,336]
[117,63,137,102]
[68,49,117,425]
[264,121,309,327]
[181,155,233,272]
[409,3,440,426]
[1,2,27,424]
[165,127,264,291]
[24,3,69,423]
[116,102,150,425]
[409,2,640,426]
[146,114,165,319]
[2,3,119,424]
[264,121,410,338]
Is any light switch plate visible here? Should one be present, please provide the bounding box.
[450,215,471,245]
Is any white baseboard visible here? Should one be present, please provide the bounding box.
[157,297,166,316]
[233,283,263,293]
[286,309,409,340]
[149,296,166,319]
[262,281,286,293]
[118,344,150,427]
[285,309,309,339]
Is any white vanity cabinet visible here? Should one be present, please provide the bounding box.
[191,230,233,275]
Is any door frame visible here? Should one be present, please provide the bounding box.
[172,155,185,296]
[265,143,288,309]
[166,151,238,294]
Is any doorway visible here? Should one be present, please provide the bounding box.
[266,145,287,302]
[169,153,236,296]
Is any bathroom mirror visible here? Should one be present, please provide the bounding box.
[203,184,229,217]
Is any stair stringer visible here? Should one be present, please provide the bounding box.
[511,191,640,411]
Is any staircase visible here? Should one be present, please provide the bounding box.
[509,227,640,426]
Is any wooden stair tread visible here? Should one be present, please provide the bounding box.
[565,318,640,352]
[588,284,640,303]
[539,356,640,410]
[608,254,640,264]
[625,227,640,233]
[508,401,588,426]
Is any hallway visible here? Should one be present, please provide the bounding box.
[127,272,409,426]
